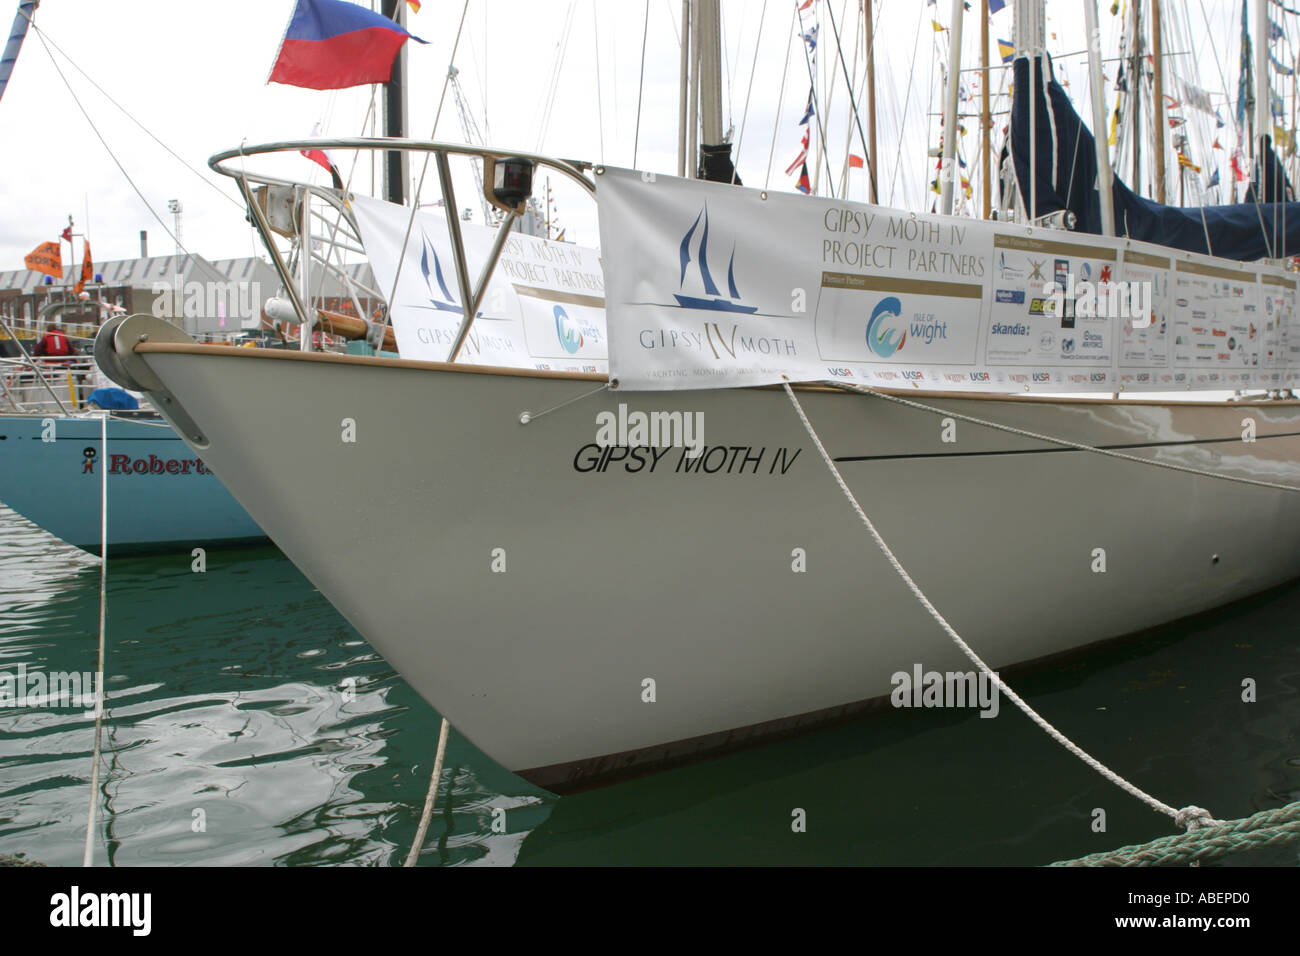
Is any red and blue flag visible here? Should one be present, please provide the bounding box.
[269,0,426,91]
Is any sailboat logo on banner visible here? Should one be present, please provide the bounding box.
[419,231,465,314]
[672,206,758,314]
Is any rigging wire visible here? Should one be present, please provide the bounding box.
[31,26,215,275]
[824,0,871,206]
[633,0,651,169]
[794,0,835,198]
[535,0,578,152]
[731,0,769,176]
[765,2,798,190]
[594,1,606,164]
[23,15,242,211]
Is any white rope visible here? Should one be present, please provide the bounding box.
[783,382,1221,830]
[404,717,451,867]
[829,382,1300,494]
[83,414,109,866]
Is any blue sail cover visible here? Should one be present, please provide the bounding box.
[1008,55,1300,261]
[0,1,37,104]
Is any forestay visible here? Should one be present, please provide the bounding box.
[350,194,607,371]
[596,167,1300,393]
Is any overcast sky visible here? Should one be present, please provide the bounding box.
[0,1,1254,270]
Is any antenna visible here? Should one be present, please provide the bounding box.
[167,199,183,257]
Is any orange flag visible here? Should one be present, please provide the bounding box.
[74,239,93,294]
[24,241,62,278]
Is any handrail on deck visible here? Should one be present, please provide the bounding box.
[206,139,596,359]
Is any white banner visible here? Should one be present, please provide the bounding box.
[351,194,608,373]
[595,166,1300,392]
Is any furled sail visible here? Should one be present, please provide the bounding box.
[1008,55,1300,261]
[0,1,37,105]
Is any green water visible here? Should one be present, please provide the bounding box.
[1,503,1297,866]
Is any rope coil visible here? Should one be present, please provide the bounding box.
[1050,802,1300,866]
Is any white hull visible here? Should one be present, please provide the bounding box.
[120,343,1300,791]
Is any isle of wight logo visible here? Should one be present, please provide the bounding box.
[672,205,759,314]
[555,304,583,354]
[866,296,906,358]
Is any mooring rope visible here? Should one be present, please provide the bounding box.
[782,383,1219,832]
[827,382,1300,494]
[404,717,451,867]
[83,414,109,866]
[1049,801,1300,866]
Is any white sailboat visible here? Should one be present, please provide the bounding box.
[96,0,1300,792]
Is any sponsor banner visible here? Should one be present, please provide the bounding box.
[351,194,607,372]
[595,167,1300,393]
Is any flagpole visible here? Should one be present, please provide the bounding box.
[1085,0,1115,235]
[1129,0,1142,194]
[1152,0,1166,205]
[980,0,990,220]
[1256,0,1269,178]
[381,0,409,204]
[865,0,878,203]
[678,0,689,178]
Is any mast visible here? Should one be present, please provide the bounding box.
[1129,0,1141,194]
[0,1,39,105]
[688,0,701,178]
[1085,0,1115,235]
[865,0,878,203]
[1013,0,1045,221]
[381,0,409,204]
[980,0,990,219]
[939,0,964,215]
[1152,0,1165,204]
[678,0,689,177]
[698,0,723,149]
[1256,0,1269,170]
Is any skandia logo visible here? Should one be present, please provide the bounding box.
[671,205,757,314]
[866,296,906,357]
[991,322,1029,336]
[554,305,582,354]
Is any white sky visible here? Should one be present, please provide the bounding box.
[0,1,1257,270]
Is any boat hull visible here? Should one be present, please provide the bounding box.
[0,414,266,554]
[123,345,1300,790]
